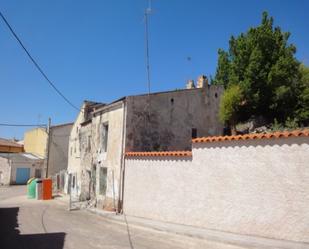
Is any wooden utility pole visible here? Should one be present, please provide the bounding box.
[45,117,51,178]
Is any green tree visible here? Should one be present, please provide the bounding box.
[295,64,309,125]
[214,12,300,127]
[219,85,244,134]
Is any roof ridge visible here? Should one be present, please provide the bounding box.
[192,129,309,144]
[126,150,192,157]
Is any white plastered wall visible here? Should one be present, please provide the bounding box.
[124,136,309,243]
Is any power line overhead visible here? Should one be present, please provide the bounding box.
[0,123,47,127]
[0,10,80,111]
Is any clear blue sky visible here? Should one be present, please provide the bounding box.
[1,0,308,139]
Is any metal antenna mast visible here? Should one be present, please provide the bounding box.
[144,0,152,95]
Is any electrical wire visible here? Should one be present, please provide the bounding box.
[0,123,46,127]
[0,10,80,111]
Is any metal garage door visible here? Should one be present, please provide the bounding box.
[16,168,30,184]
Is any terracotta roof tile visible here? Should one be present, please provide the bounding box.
[125,151,192,157]
[192,129,309,144]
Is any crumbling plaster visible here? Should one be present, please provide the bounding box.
[125,87,224,152]
[88,102,125,209]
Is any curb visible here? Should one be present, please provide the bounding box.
[85,208,309,249]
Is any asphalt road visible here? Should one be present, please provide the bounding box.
[0,186,244,249]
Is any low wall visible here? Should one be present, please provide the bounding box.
[124,135,309,243]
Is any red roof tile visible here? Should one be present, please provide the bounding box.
[125,151,192,157]
[192,129,309,144]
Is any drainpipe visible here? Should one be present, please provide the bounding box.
[118,99,127,213]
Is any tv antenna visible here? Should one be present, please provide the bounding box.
[144,0,152,95]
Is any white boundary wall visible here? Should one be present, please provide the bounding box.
[124,136,309,243]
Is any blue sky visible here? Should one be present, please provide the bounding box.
[1,0,308,139]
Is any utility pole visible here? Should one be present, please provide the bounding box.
[45,117,51,178]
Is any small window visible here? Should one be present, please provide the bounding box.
[170,98,174,104]
[102,123,109,152]
[192,128,197,139]
[99,167,107,195]
[87,135,91,152]
[215,93,218,98]
[72,175,76,188]
[56,175,60,189]
[35,169,41,178]
[92,165,96,191]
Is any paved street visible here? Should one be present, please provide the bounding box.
[0,186,247,249]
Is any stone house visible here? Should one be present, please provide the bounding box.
[67,78,224,211]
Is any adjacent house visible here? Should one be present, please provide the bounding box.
[68,77,224,211]
[0,138,24,153]
[0,153,44,185]
[24,127,48,158]
[24,123,73,179]
[46,123,73,176]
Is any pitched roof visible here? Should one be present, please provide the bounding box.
[0,138,23,148]
[125,151,192,157]
[192,129,309,144]
[0,153,43,161]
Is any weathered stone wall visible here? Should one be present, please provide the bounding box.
[67,103,89,197]
[124,136,309,243]
[91,102,125,210]
[79,122,93,200]
[125,87,224,152]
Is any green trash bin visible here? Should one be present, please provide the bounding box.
[27,178,37,199]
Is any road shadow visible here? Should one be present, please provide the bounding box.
[0,207,66,249]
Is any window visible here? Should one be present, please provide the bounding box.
[102,123,109,152]
[72,175,76,188]
[92,165,96,193]
[56,175,60,189]
[191,128,197,139]
[35,169,41,178]
[87,135,91,152]
[99,167,107,195]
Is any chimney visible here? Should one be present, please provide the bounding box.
[196,75,208,88]
[186,79,195,89]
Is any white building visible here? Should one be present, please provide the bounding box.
[0,153,44,185]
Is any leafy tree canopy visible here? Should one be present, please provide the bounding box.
[219,84,243,133]
[213,12,308,129]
